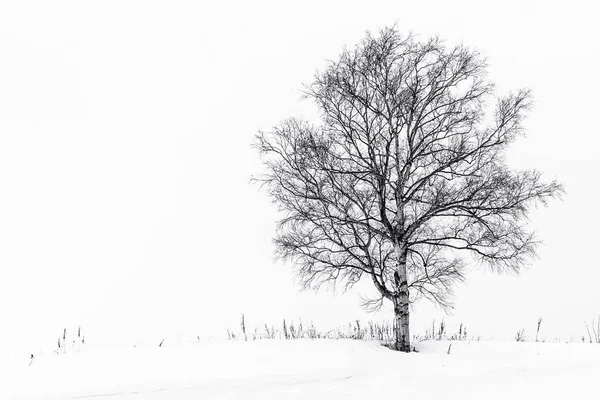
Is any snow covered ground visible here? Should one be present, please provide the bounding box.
[4,339,600,399]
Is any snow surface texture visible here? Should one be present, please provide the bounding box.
[5,339,600,399]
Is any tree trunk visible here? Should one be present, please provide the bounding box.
[394,247,410,352]
[393,295,410,352]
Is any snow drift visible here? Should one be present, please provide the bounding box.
[5,339,600,399]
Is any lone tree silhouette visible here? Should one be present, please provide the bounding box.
[254,27,563,352]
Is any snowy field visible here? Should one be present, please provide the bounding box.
[4,339,600,399]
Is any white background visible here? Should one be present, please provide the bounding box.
[0,0,598,353]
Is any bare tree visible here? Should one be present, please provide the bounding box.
[253,27,563,352]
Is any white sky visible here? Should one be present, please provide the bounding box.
[1,0,599,353]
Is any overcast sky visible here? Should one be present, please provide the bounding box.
[1,0,599,354]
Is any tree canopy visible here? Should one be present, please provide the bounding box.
[254,27,563,350]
